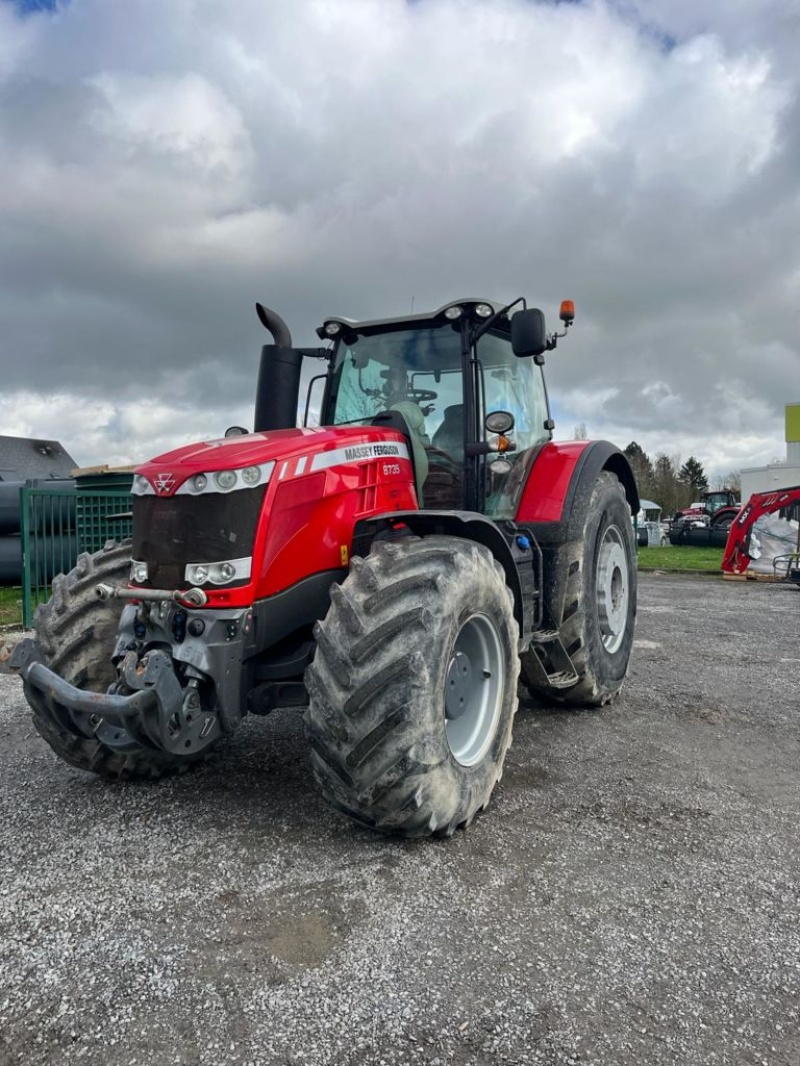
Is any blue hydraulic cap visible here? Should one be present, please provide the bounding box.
[516,534,531,551]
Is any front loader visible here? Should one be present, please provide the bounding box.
[13,297,638,837]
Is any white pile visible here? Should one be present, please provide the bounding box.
[747,513,800,575]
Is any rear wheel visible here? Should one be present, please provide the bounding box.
[710,508,736,531]
[304,535,519,837]
[522,471,636,707]
[23,542,214,779]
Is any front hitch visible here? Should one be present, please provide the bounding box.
[11,639,220,755]
[95,583,208,608]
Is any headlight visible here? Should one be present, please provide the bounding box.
[176,461,274,496]
[444,305,463,320]
[185,558,252,586]
[324,322,341,336]
[214,469,237,490]
[130,561,149,583]
[475,303,493,318]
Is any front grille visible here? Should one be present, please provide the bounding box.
[131,486,266,588]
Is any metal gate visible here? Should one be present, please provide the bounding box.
[20,485,132,627]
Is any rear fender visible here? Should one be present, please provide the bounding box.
[516,440,638,535]
[515,440,638,630]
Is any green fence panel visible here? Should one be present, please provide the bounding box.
[76,490,133,554]
[21,486,133,627]
[20,486,79,628]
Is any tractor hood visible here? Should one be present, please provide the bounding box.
[129,423,418,606]
[134,426,411,498]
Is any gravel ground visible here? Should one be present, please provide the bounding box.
[1,572,799,1066]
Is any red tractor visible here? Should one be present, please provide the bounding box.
[12,297,638,837]
[672,489,740,531]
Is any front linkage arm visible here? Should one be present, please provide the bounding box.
[11,638,221,755]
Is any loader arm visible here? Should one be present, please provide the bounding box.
[721,486,800,575]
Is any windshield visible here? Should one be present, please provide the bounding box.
[705,493,729,513]
[325,325,462,442]
[323,321,551,515]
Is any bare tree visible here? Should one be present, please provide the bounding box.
[712,470,742,492]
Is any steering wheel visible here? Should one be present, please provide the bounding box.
[407,387,437,404]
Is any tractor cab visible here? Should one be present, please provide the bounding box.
[318,298,570,517]
[703,490,738,514]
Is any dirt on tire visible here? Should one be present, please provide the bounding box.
[304,535,519,836]
[522,470,636,707]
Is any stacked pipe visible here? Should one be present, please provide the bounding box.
[0,480,77,584]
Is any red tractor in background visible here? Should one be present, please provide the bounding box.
[13,297,638,837]
[668,488,740,547]
[671,488,740,532]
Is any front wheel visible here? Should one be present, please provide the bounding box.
[304,536,520,837]
[22,543,217,779]
[521,470,636,707]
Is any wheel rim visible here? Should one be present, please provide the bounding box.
[444,613,505,767]
[596,523,630,654]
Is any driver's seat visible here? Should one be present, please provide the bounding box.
[425,404,464,510]
[431,405,464,460]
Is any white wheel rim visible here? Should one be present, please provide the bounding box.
[444,613,505,767]
[596,524,629,654]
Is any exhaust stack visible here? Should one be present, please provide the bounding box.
[253,303,303,432]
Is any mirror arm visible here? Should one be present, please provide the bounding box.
[465,441,492,457]
[295,347,331,360]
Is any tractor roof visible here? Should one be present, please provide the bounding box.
[317,298,507,338]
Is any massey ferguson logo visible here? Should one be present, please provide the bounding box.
[154,472,175,495]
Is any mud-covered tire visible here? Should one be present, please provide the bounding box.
[24,542,213,780]
[304,535,519,837]
[521,471,636,707]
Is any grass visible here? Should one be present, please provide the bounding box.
[0,586,23,627]
[637,545,723,573]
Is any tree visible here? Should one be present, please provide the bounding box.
[624,441,654,500]
[572,422,588,441]
[679,456,708,497]
[652,453,690,515]
[712,470,742,493]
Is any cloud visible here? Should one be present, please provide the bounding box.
[0,0,798,478]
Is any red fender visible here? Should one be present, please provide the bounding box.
[516,440,638,531]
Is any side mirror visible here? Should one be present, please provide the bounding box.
[510,308,547,357]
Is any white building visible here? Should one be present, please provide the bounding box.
[741,403,800,500]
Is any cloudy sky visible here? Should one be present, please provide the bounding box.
[1,0,798,478]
